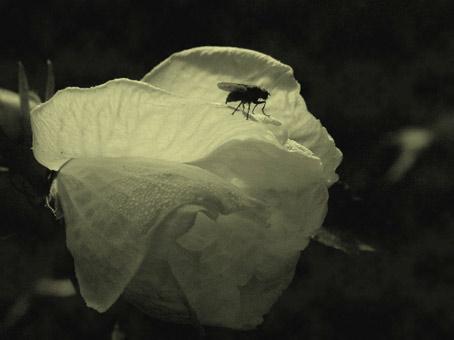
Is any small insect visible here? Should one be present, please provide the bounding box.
[217,82,271,119]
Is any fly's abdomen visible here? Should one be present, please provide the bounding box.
[225,91,244,103]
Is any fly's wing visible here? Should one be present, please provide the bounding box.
[217,82,248,92]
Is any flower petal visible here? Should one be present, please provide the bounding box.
[163,139,328,329]
[191,138,328,239]
[121,138,328,329]
[170,210,301,329]
[31,79,283,171]
[125,207,304,330]
[56,157,259,313]
[141,46,342,184]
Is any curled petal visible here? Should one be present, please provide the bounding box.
[53,133,328,329]
[127,208,303,329]
[191,138,328,238]
[164,140,328,329]
[168,208,315,329]
[142,46,342,184]
[56,157,259,313]
[192,139,323,190]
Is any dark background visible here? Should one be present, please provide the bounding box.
[1,0,453,339]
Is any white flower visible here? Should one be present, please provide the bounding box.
[30,47,342,330]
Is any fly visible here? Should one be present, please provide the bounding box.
[217,82,270,119]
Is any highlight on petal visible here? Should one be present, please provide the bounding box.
[56,157,260,313]
[142,46,342,184]
[31,79,283,171]
[191,138,323,195]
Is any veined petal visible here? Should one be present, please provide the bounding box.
[141,46,342,184]
[56,157,259,313]
[31,79,282,171]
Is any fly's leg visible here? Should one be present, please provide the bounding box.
[246,102,251,120]
[252,100,270,116]
[261,101,270,116]
[231,101,242,116]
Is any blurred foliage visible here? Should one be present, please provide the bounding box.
[0,0,453,339]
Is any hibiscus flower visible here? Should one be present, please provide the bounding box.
[30,47,342,330]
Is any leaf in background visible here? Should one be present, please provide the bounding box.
[18,62,32,145]
[386,127,434,183]
[312,226,376,254]
[45,59,55,101]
